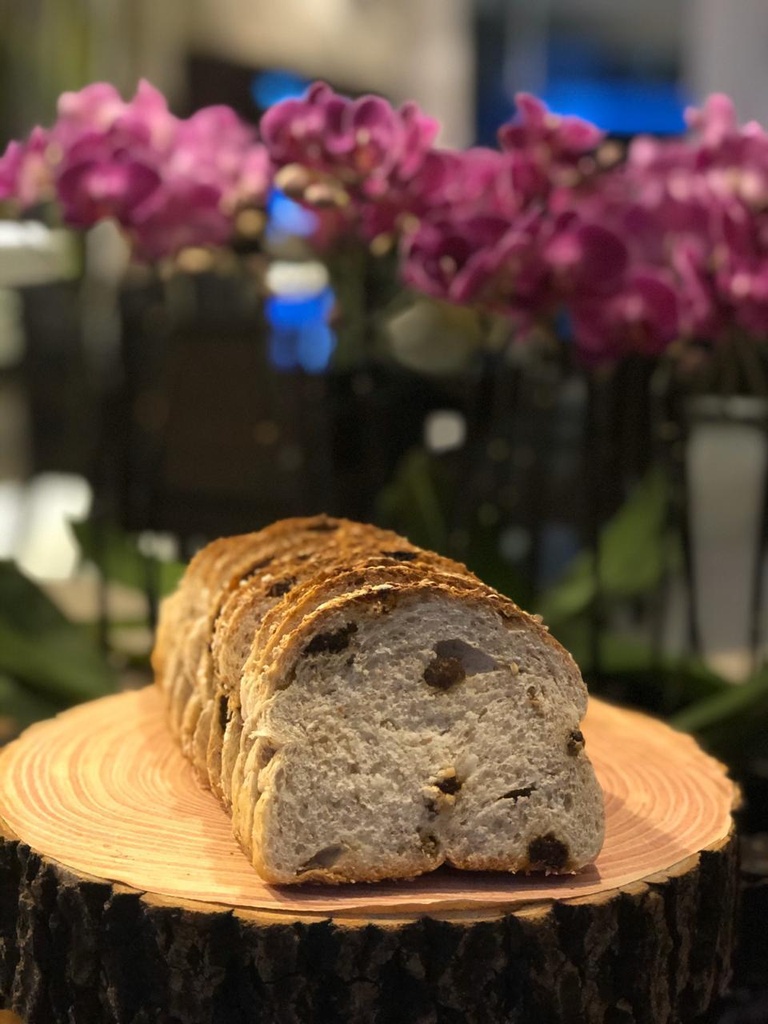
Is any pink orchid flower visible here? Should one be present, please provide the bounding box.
[261,82,438,206]
[0,79,272,259]
[499,93,604,163]
[0,127,52,207]
[571,270,680,362]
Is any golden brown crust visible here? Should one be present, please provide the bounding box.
[211,530,404,680]
[170,519,449,792]
[158,517,369,758]
[251,548,473,664]
[246,576,544,707]
[247,559,482,692]
[206,527,450,797]
[154,516,587,885]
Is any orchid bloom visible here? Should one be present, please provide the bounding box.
[0,128,53,208]
[0,80,271,260]
[262,82,441,239]
[3,78,768,363]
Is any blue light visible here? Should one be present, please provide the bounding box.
[251,70,309,109]
[266,189,317,240]
[297,322,337,372]
[265,289,332,328]
[539,77,689,136]
[265,285,337,373]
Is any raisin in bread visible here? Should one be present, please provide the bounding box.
[153,516,605,884]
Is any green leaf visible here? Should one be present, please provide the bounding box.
[0,560,117,705]
[539,466,673,627]
[599,465,671,594]
[71,519,185,597]
[553,622,727,715]
[667,666,768,769]
[536,553,595,627]
[0,672,64,732]
[0,618,116,704]
[672,668,768,730]
[0,560,71,635]
[376,448,450,554]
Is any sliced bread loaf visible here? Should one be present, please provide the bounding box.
[153,518,605,884]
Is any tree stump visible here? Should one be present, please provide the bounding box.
[0,688,738,1024]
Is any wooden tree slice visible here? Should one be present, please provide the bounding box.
[0,688,739,1024]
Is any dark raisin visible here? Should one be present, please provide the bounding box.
[304,622,357,655]
[527,834,569,871]
[567,729,585,755]
[500,785,534,802]
[424,655,466,690]
[307,520,339,532]
[267,576,296,598]
[381,549,418,561]
[433,639,499,675]
[299,844,347,872]
[436,774,461,795]
[218,695,229,732]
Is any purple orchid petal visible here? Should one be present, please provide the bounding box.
[545,222,628,297]
[685,93,738,147]
[0,127,51,206]
[119,79,177,150]
[129,180,231,260]
[398,101,440,178]
[306,81,333,105]
[57,157,161,227]
[572,269,680,363]
[234,145,272,206]
[0,141,24,200]
[557,114,605,153]
[56,82,125,133]
[499,92,603,158]
[261,81,439,207]
[401,215,505,299]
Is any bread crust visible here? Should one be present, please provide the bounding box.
[158,516,381,771]
[153,518,603,885]
[153,522,402,787]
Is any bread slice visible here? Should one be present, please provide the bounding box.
[221,559,482,816]
[156,516,384,768]
[159,517,462,800]
[153,519,605,885]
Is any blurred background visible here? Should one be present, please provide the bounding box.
[2,3,768,1018]
[2,0,768,668]
[1,4,768,708]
